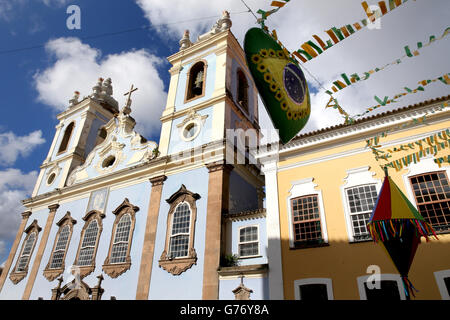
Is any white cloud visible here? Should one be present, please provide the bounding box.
[34,37,168,137]
[0,169,38,245]
[0,130,45,166]
[136,0,450,139]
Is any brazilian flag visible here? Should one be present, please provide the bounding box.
[244,28,311,144]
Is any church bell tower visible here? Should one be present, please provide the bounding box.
[31,78,119,197]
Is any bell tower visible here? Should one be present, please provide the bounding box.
[157,11,260,158]
[31,78,119,197]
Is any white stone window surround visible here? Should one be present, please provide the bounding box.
[341,166,382,243]
[237,225,260,259]
[434,269,450,300]
[356,273,407,300]
[286,178,329,248]
[293,278,334,300]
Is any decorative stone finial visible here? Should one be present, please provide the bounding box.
[88,77,119,110]
[197,11,232,42]
[69,91,80,107]
[219,10,232,31]
[102,78,113,96]
[91,78,103,99]
[179,30,192,50]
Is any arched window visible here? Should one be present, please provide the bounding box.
[103,198,139,278]
[110,214,131,263]
[57,122,75,154]
[237,69,249,113]
[74,210,105,279]
[78,220,98,266]
[159,185,200,275]
[17,233,36,272]
[185,61,206,102]
[95,127,107,147]
[10,220,41,284]
[44,212,77,281]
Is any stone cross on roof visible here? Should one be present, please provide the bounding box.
[121,84,138,115]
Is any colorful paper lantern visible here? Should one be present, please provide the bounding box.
[367,169,438,299]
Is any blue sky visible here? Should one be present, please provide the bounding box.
[0,0,449,264]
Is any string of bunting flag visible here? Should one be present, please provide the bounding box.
[256,0,291,27]
[257,1,414,64]
[365,102,448,155]
[434,155,450,168]
[328,73,450,124]
[366,126,450,171]
[325,27,449,96]
[351,73,450,119]
[289,0,413,64]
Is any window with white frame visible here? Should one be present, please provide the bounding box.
[50,225,71,269]
[409,171,450,233]
[357,274,406,300]
[238,226,259,258]
[102,198,139,278]
[434,269,450,299]
[341,166,381,242]
[44,212,77,282]
[291,195,324,245]
[16,232,37,272]
[294,278,333,300]
[9,220,41,284]
[110,214,132,264]
[287,178,328,248]
[159,185,199,276]
[78,220,99,266]
[345,184,378,241]
[169,202,191,258]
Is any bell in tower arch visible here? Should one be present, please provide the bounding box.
[193,70,204,96]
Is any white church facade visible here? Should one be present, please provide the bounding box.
[0,12,270,300]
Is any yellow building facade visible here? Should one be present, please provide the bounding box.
[258,95,450,300]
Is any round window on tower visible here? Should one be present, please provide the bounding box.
[47,173,56,185]
[181,121,200,141]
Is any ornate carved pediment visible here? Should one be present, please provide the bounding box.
[112,198,139,215]
[66,108,158,186]
[166,184,201,204]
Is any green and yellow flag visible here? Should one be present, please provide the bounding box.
[244,28,311,144]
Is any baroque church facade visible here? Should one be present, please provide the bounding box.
[0,12,270,300]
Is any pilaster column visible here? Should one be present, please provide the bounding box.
[202,161,233,299]
[136,175,167,300]
[22,204,59,300]
[0,211,32,293]
[261,160,284,300]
